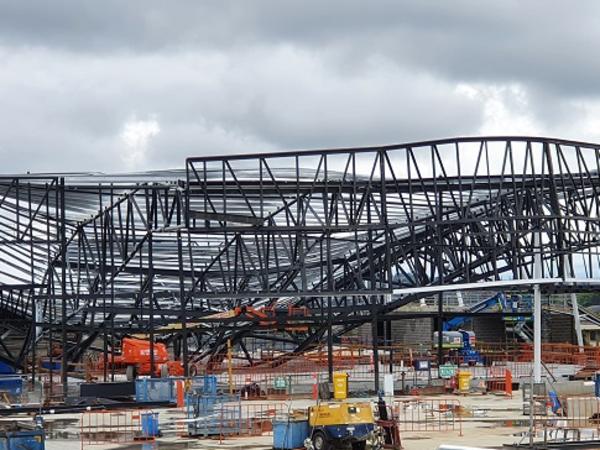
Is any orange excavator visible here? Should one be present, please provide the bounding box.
[97,337,184,380]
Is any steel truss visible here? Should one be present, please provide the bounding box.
[0,137,600,383]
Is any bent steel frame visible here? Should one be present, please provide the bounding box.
[0,136,599,384]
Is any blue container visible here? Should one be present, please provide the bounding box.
[135,378,175,403]
[0,430,45,450]
[203,375,217,395]
[595,372,600,397]
[41,361,61,371]
[0,362,15,375]
[141,412,160,438]
[0,377,23,398]
[273,420,309,450]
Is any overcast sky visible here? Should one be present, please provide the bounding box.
[1,1,599,173]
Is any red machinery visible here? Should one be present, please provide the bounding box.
[98,337,184,380]
[234,305,310,332]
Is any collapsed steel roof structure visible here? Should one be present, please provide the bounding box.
[1,136,600,383]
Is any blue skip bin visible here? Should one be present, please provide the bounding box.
[0,377,23,398]
[141,412,160,438]
[273,420,309,450]
[0,430,45,450]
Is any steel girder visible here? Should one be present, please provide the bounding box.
[0,137,599,373]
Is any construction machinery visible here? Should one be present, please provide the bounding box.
[231,305,310,332]
[432,292,525,366]
[308,401,375,450]
[433,330,482,366]
[443,292,508,332]
[444,292,533,343]
[97,337,184,380]
[157,305,311,334]
[306,372,376,450]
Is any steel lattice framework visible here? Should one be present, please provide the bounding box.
[1,136,600,382]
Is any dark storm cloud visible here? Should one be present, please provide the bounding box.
[0,1,598,173]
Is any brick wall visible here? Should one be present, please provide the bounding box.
[543,313,575,344]
[472,317,506,345]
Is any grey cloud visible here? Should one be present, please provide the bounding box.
[2,1,599,98]
[0,1,599,174]
[0,46,483,172]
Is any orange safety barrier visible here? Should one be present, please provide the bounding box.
[176,380,185,407]
[485,367,513,397]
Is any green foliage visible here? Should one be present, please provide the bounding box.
[577,293,600,307]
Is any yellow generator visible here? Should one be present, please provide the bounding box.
[308,401,375,450]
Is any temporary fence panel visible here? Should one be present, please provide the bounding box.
[393,398,462,435]
[564,397,600,428]
[80,409,155,448]
[186,393,241,437]
[239,402,290,436]
[524,396,600,442]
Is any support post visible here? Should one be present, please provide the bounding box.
[571,293,584,351]
[148,189,155,377]
[109,187,115,382]
[177,191,189,375]
[60,178,68,390]
[372,300,380,393]
[533,284,542,383]
[31,295,36,386]
[227,338,233,395]
[28,183,36,386]
[437,292,444,372]
[456,291,464,308]
[327,297,334,383]
[436,189,444,371]
[564,255,584,351]
[387,319,393,374]
[533,232,542,383]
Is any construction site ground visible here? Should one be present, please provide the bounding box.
[19,392,533,450]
